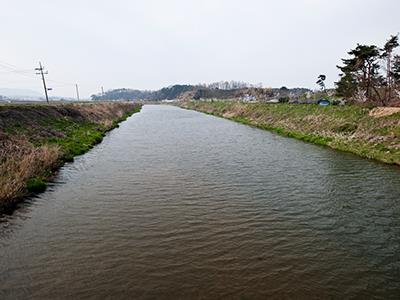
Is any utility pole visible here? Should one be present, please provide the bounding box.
[75,84,80,101]
[101,86,105,97]
[35,62,49,103]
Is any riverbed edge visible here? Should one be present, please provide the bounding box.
[177,102,400,167]
[0,103,142,215]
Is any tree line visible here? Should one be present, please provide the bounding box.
[91,81,262,101]
[336,34,400,106]
[91,85,194,101]
[198,81,263,90]
[92,35,400,106]
[91,85,311,102]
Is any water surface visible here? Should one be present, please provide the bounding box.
[1,105,400,299]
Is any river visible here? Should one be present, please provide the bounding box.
[1,105,400,299]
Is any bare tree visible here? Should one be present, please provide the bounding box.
[381,34,399,104]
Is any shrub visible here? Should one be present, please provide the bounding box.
[279,96,290,103]
[27,177,47,193]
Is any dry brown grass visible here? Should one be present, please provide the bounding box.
[0,102,141,212]
[181,101,400,165]
[369,107,400,118]
[0,101,139,134]
[0,135,60,203]
[72,102,130,127]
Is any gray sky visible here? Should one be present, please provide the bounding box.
[1,0,399,98]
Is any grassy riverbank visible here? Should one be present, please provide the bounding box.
[0,102,141,213]
[179,101,400,165]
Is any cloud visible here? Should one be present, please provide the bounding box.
[0,0,399,98]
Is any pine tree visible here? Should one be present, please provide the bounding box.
[393,55,400,83]
[336,73,357,99]
[381,35,399,104]
[393,55,400,98]
[316,75,326,91]
[336,44,382,103]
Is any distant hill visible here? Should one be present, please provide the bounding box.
[0,88,43,100]
[91,85,195,101]
[0,88,77,102]
[91,84,312,102]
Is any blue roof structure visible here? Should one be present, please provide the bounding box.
[317,99,330,106]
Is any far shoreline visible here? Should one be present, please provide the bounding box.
[178,101,400,166]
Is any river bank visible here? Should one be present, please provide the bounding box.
[0,102,141,214]
[179,101,400,166]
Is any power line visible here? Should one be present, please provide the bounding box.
[0,64,38,79]
[0,59,79,100]
[0,68,34,74]
[0,59,23,69]
[0,59,76,86]
[0,61,35,74]
[47,78,75,86]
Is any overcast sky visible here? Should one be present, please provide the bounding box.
[1,0,399,98]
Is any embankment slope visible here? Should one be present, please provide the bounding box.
[0,102,141,213]
[180,101,400,165]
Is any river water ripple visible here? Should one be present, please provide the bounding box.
[1,105,400,299]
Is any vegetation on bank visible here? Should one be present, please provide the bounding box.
[335,34,400,106]
[0,102,141,214]
[89,82,312,103]
[180,101,400,165]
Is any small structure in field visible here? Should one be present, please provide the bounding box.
[242,94,257,102]
[266,99,279,103]
[317,99,331,106]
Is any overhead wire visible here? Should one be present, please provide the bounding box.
[0,59,76,87]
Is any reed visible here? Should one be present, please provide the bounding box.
[0,102,141,213]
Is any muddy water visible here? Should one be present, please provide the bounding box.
[1,105,400,299]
